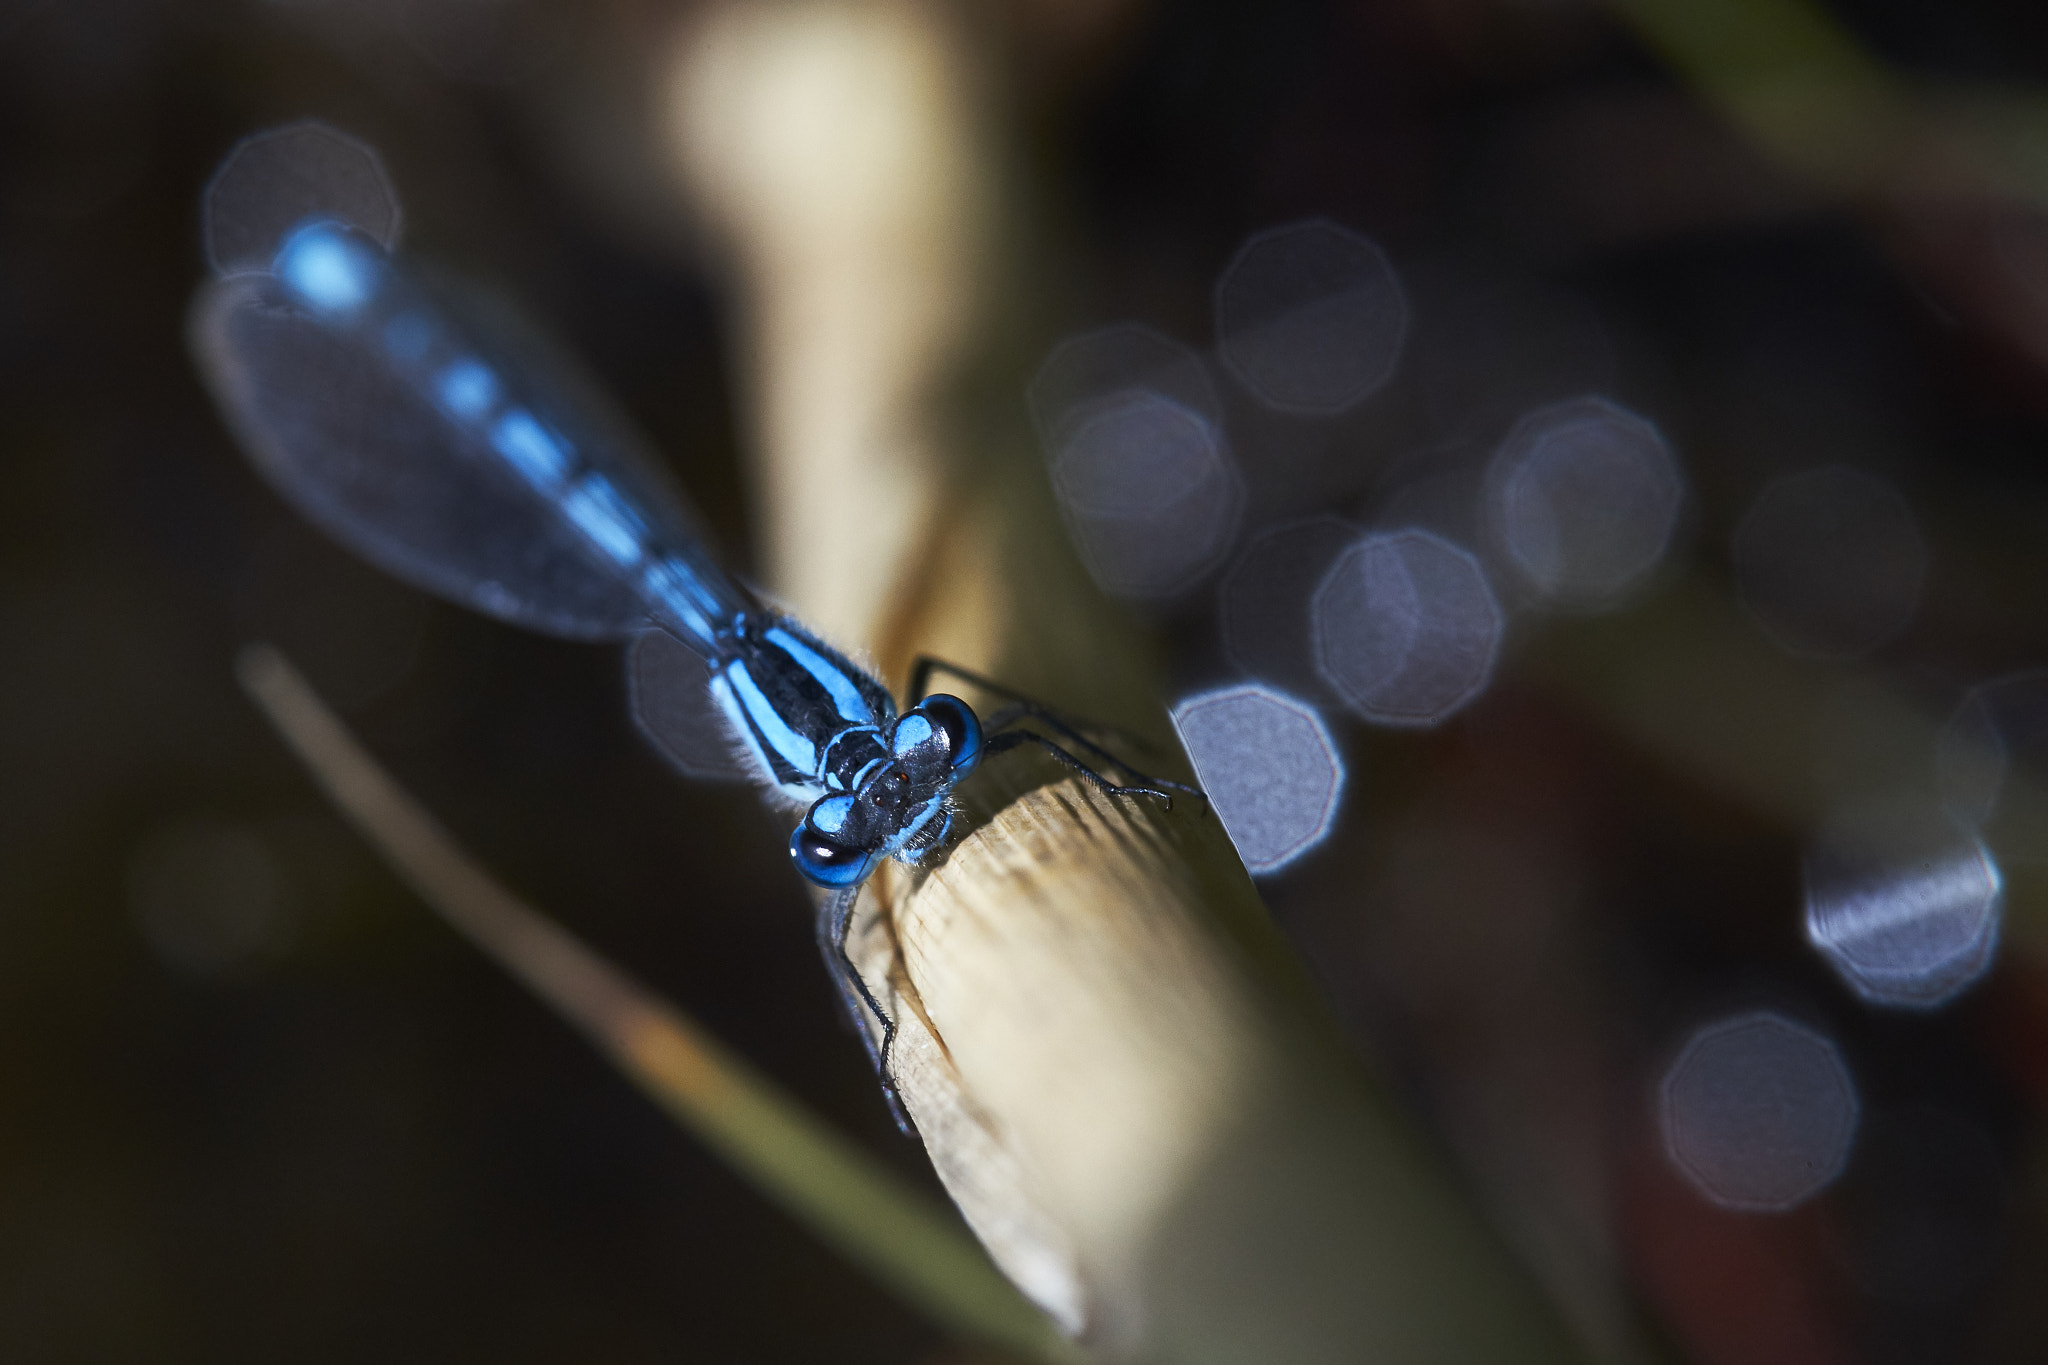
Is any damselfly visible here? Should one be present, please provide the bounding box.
[188,124,1194,1115]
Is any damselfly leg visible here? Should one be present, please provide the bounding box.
[908,656,1207,810]
[817,886,915,1134]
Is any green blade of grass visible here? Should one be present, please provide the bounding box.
[235,643,1078,1364]
[1606,0,2048,209]
[1605,0,1901,189]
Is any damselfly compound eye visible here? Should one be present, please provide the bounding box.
[790,825,876,889]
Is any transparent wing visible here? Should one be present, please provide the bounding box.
[626,628,752,783]
[190,268,736,642]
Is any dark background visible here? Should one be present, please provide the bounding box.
[6,0,2048,1361]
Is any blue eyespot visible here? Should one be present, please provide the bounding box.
[808,793,856,836]
[915,694,982,775]
[891,713,933,756]
[791,794,877,888]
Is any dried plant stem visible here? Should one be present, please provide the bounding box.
[235,643,1078,1365]
[666,1,1588,1358]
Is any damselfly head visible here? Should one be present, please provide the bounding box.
[788,695,983,887]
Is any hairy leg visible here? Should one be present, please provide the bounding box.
[815,886,914,1135]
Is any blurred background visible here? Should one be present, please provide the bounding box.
[7,0,2048,1360]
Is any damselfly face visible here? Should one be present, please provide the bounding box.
[790,694,982,887]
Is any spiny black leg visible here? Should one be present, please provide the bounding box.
[909,655,1169,758]
[815,887,914,1135]
[909,655,1037,707]
[982,729,1194,806]
[911,655,1208,816]
[814,892,884,1073]
[905,654,947,705]
[986,707,1206,807]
